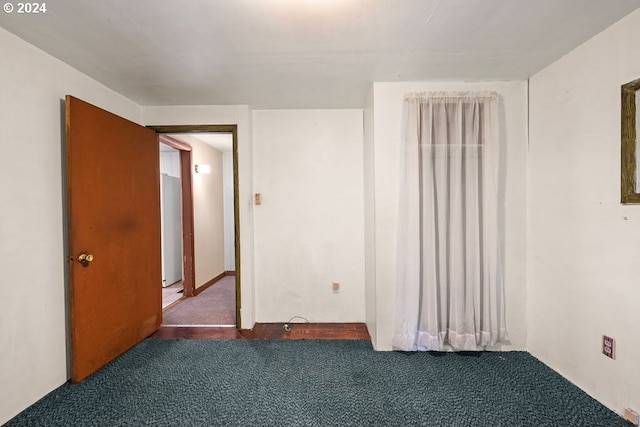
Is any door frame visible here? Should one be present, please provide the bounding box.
[150,125,241,328]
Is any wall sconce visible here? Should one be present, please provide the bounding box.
[195,164,211,174]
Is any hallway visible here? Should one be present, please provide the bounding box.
[162,276,235,326]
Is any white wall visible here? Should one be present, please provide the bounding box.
[223,151,236,271]
[528,9,640,416]
[369,81,528,350]
[0,28,143,425]
[363,88,377,343]
[252,110,366,322]
[160,151,180,178]
[191,141,225,287]
[142,105,255,328]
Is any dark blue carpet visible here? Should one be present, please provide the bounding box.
[5,339,631,426]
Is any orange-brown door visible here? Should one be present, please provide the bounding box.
[66,96,161,383]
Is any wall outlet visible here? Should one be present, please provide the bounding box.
[332,282,340,294]
[602,335,615,359]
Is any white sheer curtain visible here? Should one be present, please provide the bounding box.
[392,91,508,352]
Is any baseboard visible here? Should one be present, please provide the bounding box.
[241,322,370,340]
[193,271,226,296]
[162,296,185,311]
[225,270,236,276]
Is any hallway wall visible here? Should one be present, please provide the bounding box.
[191,140,225,287]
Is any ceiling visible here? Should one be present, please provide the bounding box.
[170,133,233,153]
[1,0,638,108]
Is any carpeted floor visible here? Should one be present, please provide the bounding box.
[6,340,631,427]
[162,276,235,326]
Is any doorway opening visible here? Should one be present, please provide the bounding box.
[159,141,184,309]
[150,125,241,329]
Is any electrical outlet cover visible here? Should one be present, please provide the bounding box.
[602,335,615,359]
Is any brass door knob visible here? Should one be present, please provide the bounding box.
[78,253,94,264]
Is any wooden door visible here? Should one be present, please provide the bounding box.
[66,96,161,382]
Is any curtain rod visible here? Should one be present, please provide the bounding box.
[404,91,498,100]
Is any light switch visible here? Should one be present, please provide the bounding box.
[255,193,262,205]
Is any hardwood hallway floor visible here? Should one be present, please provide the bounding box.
[151,323,370,340]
